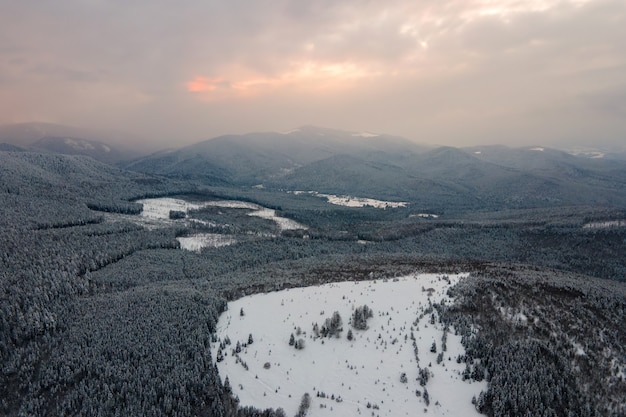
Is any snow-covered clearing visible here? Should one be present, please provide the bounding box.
[568,150,606,159]
[177,234,236,251]
[136,198,306,232]
[102,197,307,250]
[64,138,96,150]
[101,212,179,230]
[410,213,440,219]
[136,197,210,219]
[204,200,260,210]
[213,273,485,417]
[292,191,408,209]
[583,220,626,229]
[136,197,262,218]
[248,208,307,231]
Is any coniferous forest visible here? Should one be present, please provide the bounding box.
[1,148,625,417]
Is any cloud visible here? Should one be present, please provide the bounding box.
[0,0,624,148]
[187,77,226,93]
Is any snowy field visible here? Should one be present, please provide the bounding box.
[136,197,211,219]
[135,198,307,232]
[248,208,307,231]
[292,191,408,209]
[583,220,626,229]
[101,198,308,250]
[213,273,485,417]
[176,234,237,251]
[409,213,440,219]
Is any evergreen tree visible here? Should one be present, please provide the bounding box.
[351,305,373,330]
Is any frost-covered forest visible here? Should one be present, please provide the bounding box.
[1,150,625,416]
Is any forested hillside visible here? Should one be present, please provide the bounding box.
[1,149,625,416]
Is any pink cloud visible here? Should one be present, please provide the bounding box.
[186,77,225,93]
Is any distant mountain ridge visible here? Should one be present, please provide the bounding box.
[124,126,429,184]
[0,122,144,163]
[29,136,133,164]
[123,126,626,210]
[4,123,626,210]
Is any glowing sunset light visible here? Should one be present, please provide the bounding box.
[188,60,381,100]
[186,77,225,93]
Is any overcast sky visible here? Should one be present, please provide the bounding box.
[1,0,625,149]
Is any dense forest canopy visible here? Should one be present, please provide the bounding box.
[1,147,625,416]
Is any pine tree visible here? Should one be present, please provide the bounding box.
[351,305,373,330]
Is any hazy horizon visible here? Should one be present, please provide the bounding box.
[1,0,625,150]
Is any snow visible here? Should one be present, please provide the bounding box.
[572,342,586,357]
[351,132,380,138]
[203,200,261,210]
[102,212,177,230]
[611,358,626,380]
[134,198,307,234]
[64,137,95,150]
[248,208,308,231]
[213,273,485,417]
[136,197,207,219]
[292,191,408,209]
[410,213,440,219]
[583,220,626,229]
[135,197,272,218]
[498,307,529,327]
[101,197,307,250]
[530,147,545,152]
[177,234,236,251]
[474,151,482,155]
[568,150,606,159]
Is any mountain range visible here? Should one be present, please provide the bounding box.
[3,122,626,211]
[123,126,626,210]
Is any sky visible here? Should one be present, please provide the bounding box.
[1,0,625,149]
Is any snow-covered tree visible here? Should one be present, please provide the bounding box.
[351,305,374,330]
